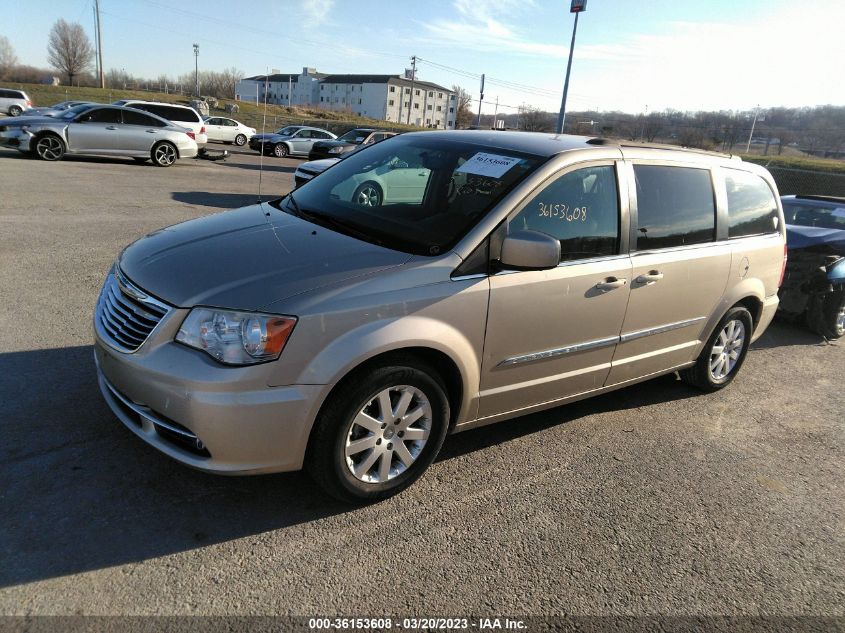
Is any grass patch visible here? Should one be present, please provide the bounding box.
[740,154,845,174]
[1,82,423,135]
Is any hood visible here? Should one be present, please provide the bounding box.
[300,158,340,172]
[118,203,411,310]
[786,224,845,254]
[252,133,292,142]
[314,140,357,148]
[0,115,57,126]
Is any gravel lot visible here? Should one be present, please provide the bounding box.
[0,145,843,623]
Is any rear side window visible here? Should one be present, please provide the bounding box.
[122,110,165,127]
[511,165,619,262]
[725,169,779,237]
[634,165,715,250]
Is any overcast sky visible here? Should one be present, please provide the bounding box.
[5,0,845,115]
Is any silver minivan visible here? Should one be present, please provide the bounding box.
[94,131,786,502]
[0,88,31,116]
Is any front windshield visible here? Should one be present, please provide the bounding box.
[50,101,71,109]
[61,104,96,120]
[273,135,546,255]
[784,202,845,230]
[274,126,300,136]
[338,130,371,143]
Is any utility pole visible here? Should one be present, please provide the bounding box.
[556,0,587,134]
[492,96,499,129]
[475,73,485,127]
[406,55,417,125]
[193,43,200,96]
[746,105,762,153]
[94,0,104,88]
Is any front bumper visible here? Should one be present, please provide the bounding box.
[0,127,33,151]
[93,331,322,475]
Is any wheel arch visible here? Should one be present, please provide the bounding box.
[695,280,766,357]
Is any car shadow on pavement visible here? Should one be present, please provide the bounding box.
[222,161,297,174]
[0,319,825,588]
[750,318,831,350]
[171,191,264,208]
[0,345,350,589]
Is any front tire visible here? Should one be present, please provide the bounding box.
[273,143,289,158]
[151,141,177,167]
[306,361,450,503]
[234,134,247,146]
[681,306,753,391]
[9,105,23,117]
[34,133,65,161]
[352,182,383,207]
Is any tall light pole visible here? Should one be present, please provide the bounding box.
[193,43,199,96]
[745,105,763,153]
[475,73,485,127]
[556,0,587,135]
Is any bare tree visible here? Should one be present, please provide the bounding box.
[47,19,94,85]
[519,106,554,132]
[0,35,17,80]
[451,84,473,129]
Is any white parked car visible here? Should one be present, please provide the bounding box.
[202,116,256,146]
[329,155,432,206]
[112,100,208,148]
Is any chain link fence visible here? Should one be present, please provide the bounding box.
[762,167,845,197]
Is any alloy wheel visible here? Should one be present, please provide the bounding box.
[355,184,381,207]
[835,305,845,337]
[709,319,745,381]
[344,385,432,484]
[154,143,176,166]
[36,136,63,160]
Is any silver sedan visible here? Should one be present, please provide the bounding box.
[0,104,198,166]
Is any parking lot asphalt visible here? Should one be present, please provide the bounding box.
[0,145,843,620]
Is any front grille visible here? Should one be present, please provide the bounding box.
[96,268,171,352]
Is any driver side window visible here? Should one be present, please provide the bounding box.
[510,165,620,262]
[79,108,122,124]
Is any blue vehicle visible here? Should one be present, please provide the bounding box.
[779,195,845,339]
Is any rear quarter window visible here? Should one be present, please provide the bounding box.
[724,169,780,237]
[634,164,716,250]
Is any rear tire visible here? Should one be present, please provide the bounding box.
[34,133,65,161]
[680,306,753,391]
[151,141,177,167]
[9,105,22,117]
[306,360,450,503]
[234,134,247,146]
[807,288,845,340]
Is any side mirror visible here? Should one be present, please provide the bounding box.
[500,230,560,271]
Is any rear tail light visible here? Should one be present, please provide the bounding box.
[186,131,196,140]
[778,244,788,287]
[199,126,206,135]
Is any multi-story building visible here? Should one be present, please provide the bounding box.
[236,69,457,129]
[235,68,324,107]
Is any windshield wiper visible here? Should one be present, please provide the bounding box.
[298,207,386,247]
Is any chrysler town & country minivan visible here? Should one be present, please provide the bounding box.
[93,131,786,502]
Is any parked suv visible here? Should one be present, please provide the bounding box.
[93,132,785,502]
[0,88,31,116]
[112,100,207,147]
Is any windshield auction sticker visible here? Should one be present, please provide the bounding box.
[455,152,522,178]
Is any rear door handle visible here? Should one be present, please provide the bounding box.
[595,277,628,291]
[105,126,117,130]
[145,129,158,133]
[636,270,664,284]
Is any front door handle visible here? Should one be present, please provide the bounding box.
[595,277,628,291]
[636,270,664,284]
[145,129,158,133]
[105,126,117,130]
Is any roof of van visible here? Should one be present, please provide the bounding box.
[401,130,736,160]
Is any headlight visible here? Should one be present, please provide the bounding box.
[328,146,345,154]
[176,308,296,365]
